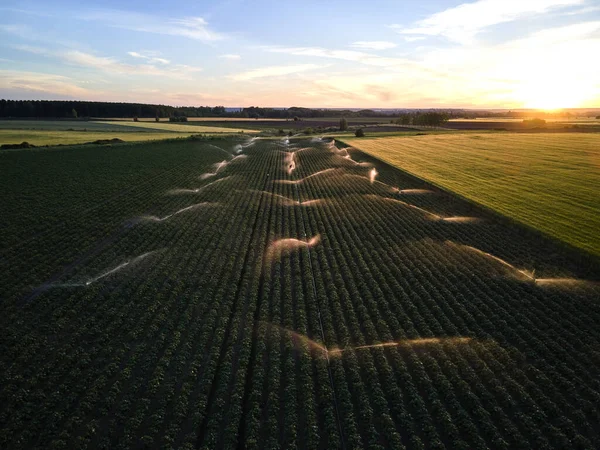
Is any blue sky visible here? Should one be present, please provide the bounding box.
[1,0,599,108]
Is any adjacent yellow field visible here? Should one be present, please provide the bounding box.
[93,121,258,132]
[346,133,600,256]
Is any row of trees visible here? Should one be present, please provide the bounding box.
[393,112,450,127]
[0,100,227,119]
[1,99,463,121]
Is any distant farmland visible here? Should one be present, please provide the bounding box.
[346,133,600,256]
[0,120,255,146]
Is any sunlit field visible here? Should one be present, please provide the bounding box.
[345,133,600,256]
[0,120,255,146]
[1,136,599,449]
[0,130,201,146]
[93,120,257,133]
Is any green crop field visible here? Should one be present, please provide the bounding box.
[1,136,599,449]
[0,120,255,147]
[93,120,258,133]
[345,133,600,256]
[0,130,200,146]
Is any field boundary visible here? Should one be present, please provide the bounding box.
[337,138,600,278]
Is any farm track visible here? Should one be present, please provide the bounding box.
[1,137,599,449]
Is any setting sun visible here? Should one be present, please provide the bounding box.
[516,76,594,110]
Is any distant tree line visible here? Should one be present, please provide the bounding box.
[4,99,594,121]
[0,100,228,119]
[393,112,450,127]
[0,100,459,120]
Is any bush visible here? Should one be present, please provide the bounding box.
[278,129,285,136]
[304,127,313,135]
[355,128,365,137]
[523,118,546,127]
[169,117,188,122]
[339,117,348,131]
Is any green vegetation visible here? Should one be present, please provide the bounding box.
[345,133,600,256]
[392,111,450,127]
[0,120,256,147]
[93,120,256,133]
[1,137,599,448]
[0,130,199,146]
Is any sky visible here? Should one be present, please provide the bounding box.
[0,0,599,108]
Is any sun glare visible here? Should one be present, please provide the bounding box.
[516,78,592,110]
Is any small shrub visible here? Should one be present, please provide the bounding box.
[339,117,348,131]
[304,127,313,135]
[355,128,365,137]
[523,118,546,127]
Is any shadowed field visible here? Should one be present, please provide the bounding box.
[1,136,599,449]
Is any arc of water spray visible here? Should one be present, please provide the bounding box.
[267,324,472,359]
[274,168,337,185]
[265,235,321,265]
[369,168,378,184]
[167,176,232,195]
[368,195,481,223]
[140,202,215,222]
[398,189,435,195]
[206,144,233,159]
[534,278,599,289]
[446,241,535,281]
[449,248,599,289]
[241,137,259,149]
[199,159,231,180]
[342,174,397,192]
[86,250,159,285]
[50,250,161,289]
[371,195,442,220]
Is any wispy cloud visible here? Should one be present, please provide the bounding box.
[350,41,397,50]
[12,44,48,54]
[404,36,426,42]
[81,9,225,42]
[565,5,600,15]
[63,51,201,78]
[229,64,322,81]
[0,70,94,97]
[263,46,415,69]
[219,54,241,60]
[390,0,584,43]
[0,23,85,49]
[0,24,30,39]
[127,51,170,65]
[16,46,202,79]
